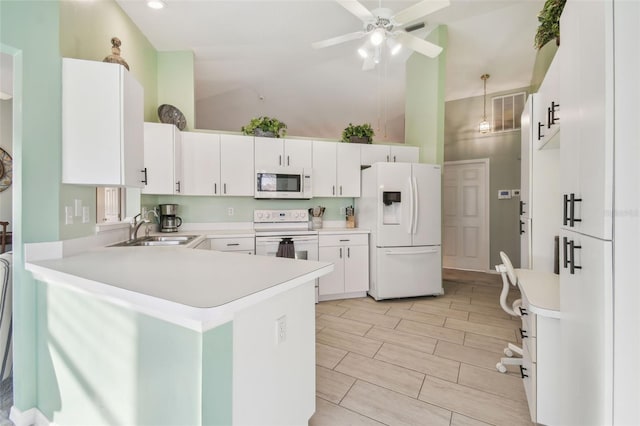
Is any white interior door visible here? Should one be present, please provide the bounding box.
[442,160,490,271]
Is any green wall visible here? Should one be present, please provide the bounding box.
[157,51,195,131]
[405,26,448,165]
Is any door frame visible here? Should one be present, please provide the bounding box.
[443,159,491,272]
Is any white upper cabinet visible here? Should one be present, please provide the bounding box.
[312,141,360,197]
[254,137,312,169]
[360,144,419,166]
[181,132,254,196]
[142,123,182,195]
[535,50,562,149]
[559,0,613,241]
[219,134,255,196]
[62,58,144,187]
[181,132,221,196]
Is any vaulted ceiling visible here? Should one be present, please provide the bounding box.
[118,0,544,140]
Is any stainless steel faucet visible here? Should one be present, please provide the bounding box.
[130,209,160,240]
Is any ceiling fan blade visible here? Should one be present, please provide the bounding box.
[312,31,366,49]
[394,32,443,58]
[392,0,450,25]
[335,0,375,22]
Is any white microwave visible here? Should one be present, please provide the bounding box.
[255,168,312,199]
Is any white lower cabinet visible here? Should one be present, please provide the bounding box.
[519,294,561,426]
[195,236,255,254]
[318,233,368,300]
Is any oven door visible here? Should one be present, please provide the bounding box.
[255,235,318,260]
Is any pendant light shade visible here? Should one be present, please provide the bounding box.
[479,74,491,134]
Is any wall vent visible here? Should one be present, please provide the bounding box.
[491,92,526,133]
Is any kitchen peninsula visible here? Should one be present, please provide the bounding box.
[24,242,332,426]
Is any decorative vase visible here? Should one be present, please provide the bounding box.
[254,129,276,138]
[103,37,130,71]
[349,136,371,144]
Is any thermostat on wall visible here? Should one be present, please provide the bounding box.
[498,189,512,200]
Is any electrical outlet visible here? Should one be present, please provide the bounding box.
[227,207,234,216]
[276,315,287,344]
[82,206,90,223]
[340,207,346,215]
[65,206,74,225]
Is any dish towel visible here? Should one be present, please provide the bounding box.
[276,238,295,259]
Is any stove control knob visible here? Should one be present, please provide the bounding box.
[256,212,263,219]
[264,212,271,219]
[293,211,299,218]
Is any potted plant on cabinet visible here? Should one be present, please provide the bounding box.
[534,0,566,49]
[342,123,374,144]
[241,116,287,138]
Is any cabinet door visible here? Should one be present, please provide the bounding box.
[254,137,284,169]
[360,144,390,166]
[181,132,220,196]
[220,134,255,196]
[143,123,179,195]
[312,141,338,197]
[284,139,312,169]
[336,143,361,197]
[390,145,419,163]
[559,230,613,425]
[560,1,613,241]
[542,51,561,145]
[520,95,533,217]
[344,244,369,293]
[318,246,344,296]
[121,68,145,188]
[173,130,183,194]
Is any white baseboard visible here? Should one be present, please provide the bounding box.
[10,406,51,426]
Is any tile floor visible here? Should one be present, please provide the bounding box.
[309,269,533,426]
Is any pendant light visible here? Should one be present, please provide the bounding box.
[478,74,491,134]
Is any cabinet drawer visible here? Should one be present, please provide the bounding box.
[522,343,537,423]
[319,233,368,247]
[210,237,254,251]
[520,301,537,337]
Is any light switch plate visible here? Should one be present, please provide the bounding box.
[82,206,90,223]
[65,206,74,225]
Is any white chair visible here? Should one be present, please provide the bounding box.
[495,251,523,373]
[0,252,12,382]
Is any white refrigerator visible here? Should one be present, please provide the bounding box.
[356,162,442,300]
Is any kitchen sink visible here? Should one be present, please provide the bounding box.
[109,235,199,247]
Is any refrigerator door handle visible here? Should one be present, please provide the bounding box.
[412,176,419,235]
[408,177,414,235]
[385,248,439,255]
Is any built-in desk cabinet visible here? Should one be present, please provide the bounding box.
[142,123,182,195]
[62,58,144,187]
[254,137,312,169]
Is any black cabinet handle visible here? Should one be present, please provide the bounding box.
[519,201,526,215]
[537,122,545,140]
[339,247,343,259]
[141,168,148,185]
[564,193,583,227]
[279,155,282,166]
[519,220,525,235]
[347,247,350,258]
[226,243,240,247]
[563,194,569,226]
[176,181,181,193]
[551,101,560,125]
[563,236,583,274]
[393,155,397,162]
[214,183,217,194]
[224,183,227,194]
[339,239,350,242]
[563,237,570,269]
[547,107,553,129]
[569,240,582,275]
[519,328,528,339]
[520,365,529,379]
[518,307,528,316]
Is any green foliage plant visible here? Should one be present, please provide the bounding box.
[535,0,566,49]
[341,123,375,143]
[241,116,287,138]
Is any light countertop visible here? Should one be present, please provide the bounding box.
[26,245,333,331]
[515,268,560,318]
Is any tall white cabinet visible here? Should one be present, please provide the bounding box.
[62,58,144,187]
[557,1,639,424]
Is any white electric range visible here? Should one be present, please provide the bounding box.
[253,209,319,261]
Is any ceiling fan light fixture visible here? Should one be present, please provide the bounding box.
[479,74,491,134]
[370,28,385,46]
[357,47,369,58]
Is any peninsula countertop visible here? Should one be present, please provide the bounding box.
[26,246,333,331]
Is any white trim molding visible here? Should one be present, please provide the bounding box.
[10,406,52,426]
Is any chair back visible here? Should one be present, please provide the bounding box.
[496,251,520,317]
[0,252,12,381]
[499,251,518,287]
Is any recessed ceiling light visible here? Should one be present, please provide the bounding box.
[147,0,165,10]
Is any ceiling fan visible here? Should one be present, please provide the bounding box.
[312,0,450,69]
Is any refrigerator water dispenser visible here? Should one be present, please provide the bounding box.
[382,191,401,224]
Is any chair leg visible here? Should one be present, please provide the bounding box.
[496,355,523,373]
[508,343,523,357]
